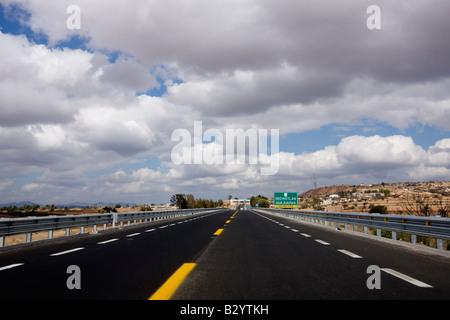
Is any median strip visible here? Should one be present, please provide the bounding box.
[149,263,196,300]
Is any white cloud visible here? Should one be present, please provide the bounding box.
[274,135,448,184]
[428,139,450,168]
[81,135,449,202]
[0,179,13,191]
[100,57,158,92]
[0,0,449,204]
[3,133,448,204]
[27,125,66,150]
[336,135,427,168]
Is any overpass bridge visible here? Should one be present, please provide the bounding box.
[229,198,251,205]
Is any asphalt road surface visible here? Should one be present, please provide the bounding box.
[174,209,450,300]
[0,208,449,300]
[0,209,231,300]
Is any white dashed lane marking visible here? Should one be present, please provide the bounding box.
[0,214,223,276]
[126,233,141,238]
[50,247,84,256]
[252,210,435,290]
[300,233,311,237]
[98,238,119,245]
[0,263,24,272]
[337,249,362,258]
[315,239,330,245]
[381,268,433,288]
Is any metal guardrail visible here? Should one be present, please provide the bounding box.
[0,208,220,247]
[254,208,450,250]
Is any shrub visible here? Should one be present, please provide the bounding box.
[369,204,388,214]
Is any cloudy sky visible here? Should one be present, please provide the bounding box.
[0,0,449,205]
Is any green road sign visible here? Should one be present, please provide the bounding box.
[273,192,298,208]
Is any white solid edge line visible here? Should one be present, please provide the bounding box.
[0,263,24,271]
[50,247,84,256]
[381,268,433,288]
[337,249,362,258]
[98,238,119,244]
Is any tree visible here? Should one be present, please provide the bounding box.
[250,196,256,207]
[169,194,225,209]
[403,194,434,216]
[170,194,188,209]
[401,194,450,217]
[139,204,152,211]
[258,198,270,208]
[435,198,449,218]
[249,195,270,208]
[186,194,195,209]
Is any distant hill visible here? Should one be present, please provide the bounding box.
[300,181,450,198]
[0,201,40,208]
[300,185,352,198]
[0,201,136,209]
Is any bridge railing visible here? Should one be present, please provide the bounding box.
[0,208,220,247]
[254,208,450,250]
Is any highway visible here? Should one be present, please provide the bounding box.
[0,209,231,300]
[0,207,449,301]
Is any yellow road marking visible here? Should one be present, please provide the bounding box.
[148,263,196,300]
[214,228,223,236]
[225,220,231,223]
